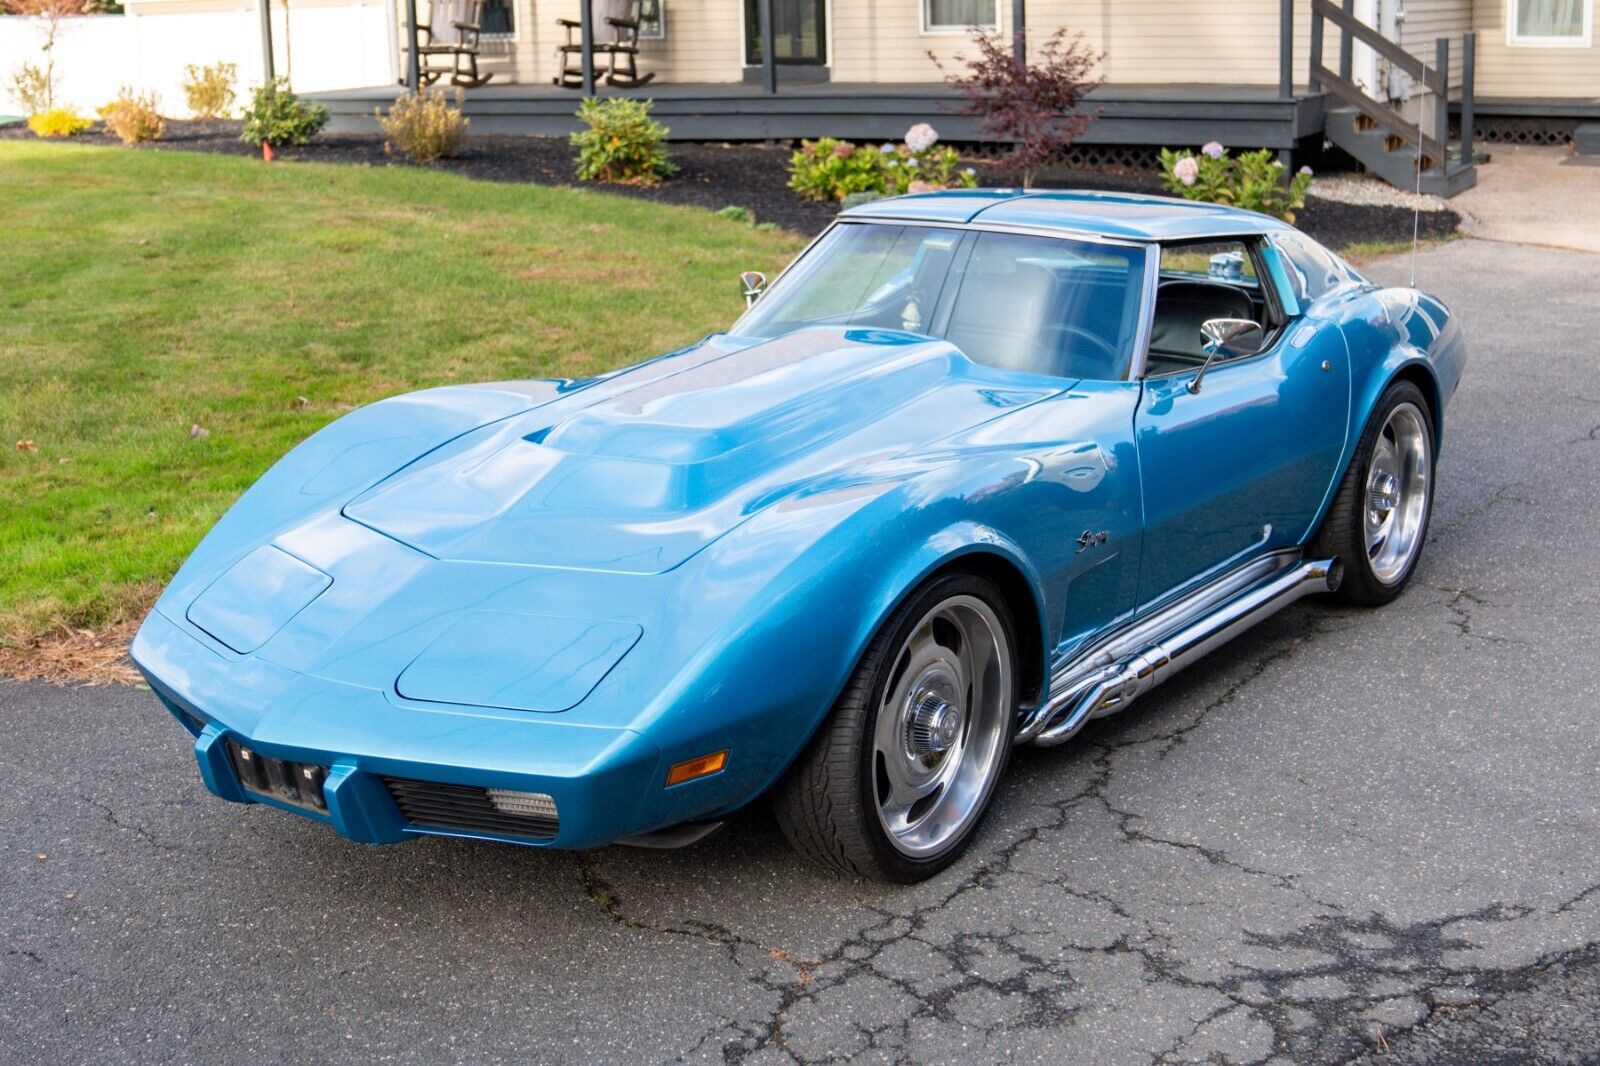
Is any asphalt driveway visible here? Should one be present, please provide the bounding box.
[4,238,1600,1064]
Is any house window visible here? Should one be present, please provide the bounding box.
[479,0,514,36]
[1508,0,1592,45]
[638,0,664,39]
[923,0,999,33]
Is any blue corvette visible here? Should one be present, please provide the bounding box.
[133,190,1464,882]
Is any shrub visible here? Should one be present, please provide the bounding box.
[933,27,1102,188]
[715,204,752,224]
[98,87,164,144]
[789,126,979,203]
[27,107,90,137]
[570,97,676,184]
[377,87,467,162]
[240,78,328,148]
[788,137,886,202]
[10,63,53,116]
[1160,144,1314,222]
[880,142,978,196]
[182,62,236,119]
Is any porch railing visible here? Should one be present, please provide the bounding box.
[1308,0,1476,173]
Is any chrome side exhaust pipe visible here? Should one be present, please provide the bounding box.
[1029,557,1342,747]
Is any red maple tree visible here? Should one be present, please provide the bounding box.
[933,28,1104,188]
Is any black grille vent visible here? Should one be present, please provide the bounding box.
[382,777,559,841]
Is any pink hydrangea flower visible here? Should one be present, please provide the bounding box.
[904,123,939,153]
[833,142,856,159]
[1201,141,1225,160]
[1173,156,1200,186]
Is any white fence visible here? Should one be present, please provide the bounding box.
[0,2,395,117]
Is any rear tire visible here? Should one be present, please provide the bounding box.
[1312,380,1435,606]
[774,572,1018,883]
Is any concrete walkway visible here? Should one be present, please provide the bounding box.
[1454,143,1600,253]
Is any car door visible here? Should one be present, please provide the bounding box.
[1132,237,1350,608]
[930,228,1151,659]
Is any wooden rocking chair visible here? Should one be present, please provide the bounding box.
[554,0,656,89]
[402,0,495,89]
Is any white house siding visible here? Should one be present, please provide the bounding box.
[1399,0,1472,88]
[829,0,1306,87]
[1470,0,1599,98]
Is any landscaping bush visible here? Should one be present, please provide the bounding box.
[182,62,236,119]
[1160,143,1314,222]
[377,86,467,163]
[570,97,676,184]
[26,107,90,137]
[788,138,886,202]
[789,125,978,203]
[933,27,1102,188]
[98,87,164,144]
[10,64,53,116]
[240,78,329,148]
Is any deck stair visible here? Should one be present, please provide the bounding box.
[1310,0,1477,197]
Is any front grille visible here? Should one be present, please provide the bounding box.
[382,777,560,841]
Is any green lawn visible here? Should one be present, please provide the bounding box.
[0,141,803,643]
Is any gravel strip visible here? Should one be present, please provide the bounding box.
[1303,173,1451,211]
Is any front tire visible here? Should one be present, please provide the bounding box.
[774,572,1018,883]
[1313,380,1435,605]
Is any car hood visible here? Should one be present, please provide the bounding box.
[341,328,1065,574]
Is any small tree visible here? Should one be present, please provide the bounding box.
[6,0,109,115]
[932,28,1103,188]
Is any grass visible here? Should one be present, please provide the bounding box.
[1340,231,1464,266]
[0,141,804,646]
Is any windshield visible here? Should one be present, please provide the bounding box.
[732,222,1150,381]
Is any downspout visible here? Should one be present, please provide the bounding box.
[1381,0,1404,100]
[258,0,275,82]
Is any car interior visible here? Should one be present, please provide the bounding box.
[1144,238,1286,378]
[940,238,1144,382]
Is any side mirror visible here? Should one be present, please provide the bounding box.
[1188,318,1265,394]
[740,271,767,308]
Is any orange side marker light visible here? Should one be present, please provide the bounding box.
[666,749,728,787]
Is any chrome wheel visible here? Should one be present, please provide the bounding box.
[872,595,1013,858]
[1364,401,1431,585]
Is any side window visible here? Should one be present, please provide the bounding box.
[1146,239,1271,376]
[1160,240,1258,284]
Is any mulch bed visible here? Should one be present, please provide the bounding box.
[3,119,1461,247]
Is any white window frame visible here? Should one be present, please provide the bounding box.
[1506,0,1593,47]
[920,0,1000,36]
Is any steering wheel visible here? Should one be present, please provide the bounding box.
[1038,324,1122,376]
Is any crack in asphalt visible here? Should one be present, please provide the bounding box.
[77,793,187,853]
[1427,481,1533,542]
[570,603,1600,1063]
[1416,582,1528,647]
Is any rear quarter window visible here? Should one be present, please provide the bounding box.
[1274,233,1367,303]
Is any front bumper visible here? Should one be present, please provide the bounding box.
[133,608,664,848]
